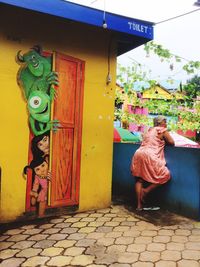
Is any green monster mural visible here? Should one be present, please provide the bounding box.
[17,45,59,135]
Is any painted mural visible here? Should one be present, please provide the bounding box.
[17,45,58,217]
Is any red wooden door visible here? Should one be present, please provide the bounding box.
[50,53,85,207]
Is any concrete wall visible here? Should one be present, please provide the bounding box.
[112,143,200,220]
[0,5,117,222]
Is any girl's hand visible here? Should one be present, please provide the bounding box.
[47,171,52,181]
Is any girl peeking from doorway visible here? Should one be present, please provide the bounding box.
[24,156,51,217]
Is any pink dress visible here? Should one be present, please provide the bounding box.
[131,127,171,184]
[32,175,48,202]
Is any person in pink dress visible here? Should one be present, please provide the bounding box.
[131,115,175,210]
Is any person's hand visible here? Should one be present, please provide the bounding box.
[47,171,52,181]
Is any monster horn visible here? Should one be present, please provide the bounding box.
[31,45,42,55]
[17,50,25,63]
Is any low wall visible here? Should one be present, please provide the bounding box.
[112,143,200,220]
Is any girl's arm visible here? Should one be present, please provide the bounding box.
[163,131,175,146]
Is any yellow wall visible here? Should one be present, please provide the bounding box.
[143,85,173,99]
[0,6,117,222]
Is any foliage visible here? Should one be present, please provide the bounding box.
[144,41,200,74]
[184,75,200,99]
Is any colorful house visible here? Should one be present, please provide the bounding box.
[0,0,154,222]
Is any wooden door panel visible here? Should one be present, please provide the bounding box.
[51,129,74,206]
[50,53,84,207]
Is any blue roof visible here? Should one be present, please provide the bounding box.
[0,0,154,55]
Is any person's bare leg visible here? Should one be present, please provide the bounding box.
[135,179,143,209]
[143,183,161,197]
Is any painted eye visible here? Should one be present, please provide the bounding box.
[29,96,42,108]
[32,55,36,59]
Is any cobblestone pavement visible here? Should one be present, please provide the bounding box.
[0,205,200,267]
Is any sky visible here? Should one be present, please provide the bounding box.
[68,0,200,84]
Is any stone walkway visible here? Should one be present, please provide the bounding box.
[0,205,200,267]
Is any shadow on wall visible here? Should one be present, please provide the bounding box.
[112,143,200,220]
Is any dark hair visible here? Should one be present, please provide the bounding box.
[23,156,47,175]
[31,131,50,158]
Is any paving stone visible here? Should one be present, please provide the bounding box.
[0,257,25,267]
[112,217,127,222]
[104,221,120,227]
[88,264,107,267]
[120,221,136,227]
[189,235,200,242]
[0,248,20,259]
[110,264,131,267]
[153,235,171,243]
[192,229,200,235]
[54,240,76,248]
[95,253,118,264]
[133,262,154,267]
[98,208,112,214]
[20,225,36,230]
[89,213,104,218]
[47,233,68,240]
[85,232,105,240]
[60,227,78,234]
[40,247,64,256]
[38,223,55,229]
[46,255,72,266]
[147,243,165,252]
[0,235,9,241]
[70,254,95,266]
[88,221,105,227]
[85,244,106,256]
[43,228,61,234]
[64,246,85,256]
[104,213,118,218]
[161,250,181,261]
[155,261,176,267]
[166,242,185,251]
[141,230,157,237]
[28,234,48,241]
[126,216,139,222]
[115,236,134,245]
[96,226,113,233]
[75,238,96,247]
[113,226,130,232]
[118,252,139,263]
[78,227,96,233]
[0,242,15,250]
[123,230,140,237]
[127,243,146,253]
[171,235,188,243]
[139,251,160,262]
[50,218,65,223]
[64,217,81,223]
[68,233,87,240]
[21,256,49,266]
[96,217,112,222]
[11,240,35,249]
[7,234,29,242]
[16,247,42,258]
[175,229,191,236]
[71,222,88,228]
[97,237,115,246]
[107,244,126,253]
[182,250,200,260]
[177,259,200,267]
[135,236,153,244]
[80,217,96,222]
[158,229,174,236]
[33,240,56,249]
[74,213,90,218]
[54,222,71,228]
[23,228,43,235]
[185,241,200,250]
[3,229,24,235]
[105,231,122,238]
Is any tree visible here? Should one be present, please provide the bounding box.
[184,75,200,99]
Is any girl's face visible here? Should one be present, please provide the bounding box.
[160,119,167,128]
[37,135,49,155]
[34,161,48,177]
